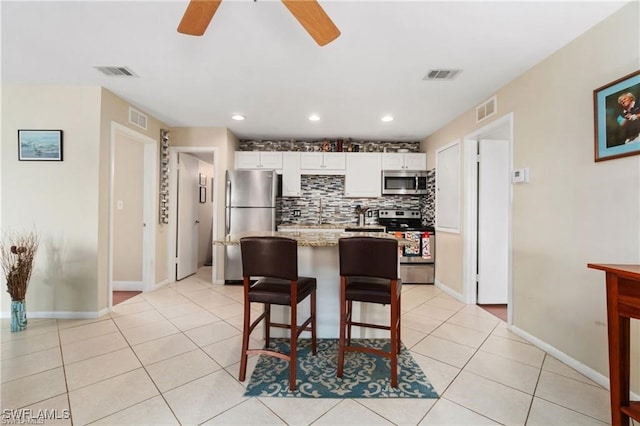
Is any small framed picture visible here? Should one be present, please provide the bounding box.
[199,173,207,186]
[18,130,63,161]
[199,186,206,203]
[593,70,640,162]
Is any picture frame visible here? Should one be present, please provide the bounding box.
[199,173,207,186]
[593,70,640,162]
[199,186,206,203]
[18,130,63,161]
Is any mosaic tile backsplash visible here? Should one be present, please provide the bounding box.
[238,139,435,228]
[239,139,421,153]
[276,173,435,227]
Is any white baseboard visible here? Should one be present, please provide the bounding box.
[113,281,143,291]
[0,311,101,319]
[434,279,465,302]
[152,279,169,291]
[434,281,640,401]
[510,325,640,400]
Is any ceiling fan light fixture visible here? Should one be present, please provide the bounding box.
[231,114,245,121]
[381,115,394,122]
[308,114,321,122]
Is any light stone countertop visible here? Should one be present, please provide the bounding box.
[214,230,409,247]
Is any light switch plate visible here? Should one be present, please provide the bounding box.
[512,168,529,184]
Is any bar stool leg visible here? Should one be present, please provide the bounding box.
[337,277,347,378]
[390,280,399,387]
[239,277,251,382]
[311,291,317,355]
[289,285,298,391]
[264,304,271,348]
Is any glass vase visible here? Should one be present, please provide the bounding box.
[11,299,27,332]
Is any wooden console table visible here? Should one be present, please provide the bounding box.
[587,263,640,426]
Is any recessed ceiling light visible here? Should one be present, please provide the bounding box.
[308,114,320,122]
[381,115,394,122]
[231,114,245,121]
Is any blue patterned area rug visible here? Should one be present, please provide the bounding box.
[244,338,439,398]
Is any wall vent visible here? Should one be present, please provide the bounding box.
[129,107,148,130]
[476,95,497,123]
[94,66,138,77]
[423,69,461,80]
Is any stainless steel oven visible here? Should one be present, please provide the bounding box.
[378,209,435,284]
[382,170,428,195]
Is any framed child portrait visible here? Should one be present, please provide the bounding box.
[593,70,640,162]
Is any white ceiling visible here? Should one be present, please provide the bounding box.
[1,0,628,141]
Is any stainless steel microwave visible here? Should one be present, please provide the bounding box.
[382,170,428,195]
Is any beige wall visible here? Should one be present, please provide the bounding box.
[1,86,170,315]
[422,2,640,391]
[1,86,102,313]
[170,128,239,283]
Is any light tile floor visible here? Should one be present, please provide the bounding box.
[0,267,630,425]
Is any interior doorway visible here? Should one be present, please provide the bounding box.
[108,122,157,309]
[168,147,217,284]
[463,113,513,323]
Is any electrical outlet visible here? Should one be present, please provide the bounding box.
[292,210,301,217]
[366,210,374,218]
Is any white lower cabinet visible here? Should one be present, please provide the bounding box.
[344,153,382,197]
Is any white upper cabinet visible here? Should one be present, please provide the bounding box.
[300,152,345,175]
[381,153,427,170]
[345,153,382,198]
[281,152,301,197]
[235,151,283,170]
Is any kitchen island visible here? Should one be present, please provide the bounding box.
[215,229,408,338]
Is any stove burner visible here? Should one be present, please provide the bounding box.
[377,209,433,232]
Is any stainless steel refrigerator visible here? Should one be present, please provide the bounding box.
[224,169,277,283]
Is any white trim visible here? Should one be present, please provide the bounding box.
[152,279,170,291]
[108,122,157,313]
[0,311,102,319]
[168,146,219,285]
[112,281,143,291]
[462,137,479,304]
[434,279,465,302]
[509,325,639,401]
[462,113,514,318]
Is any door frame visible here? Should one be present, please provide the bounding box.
[108,122,157,309]
[167,146,218,284]
[462,113,514,322]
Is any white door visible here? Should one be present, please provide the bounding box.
[477,139,509,304]
[176,153,199,280]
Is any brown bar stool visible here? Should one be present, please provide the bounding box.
[337,236,402,387]
[238,236,317,391]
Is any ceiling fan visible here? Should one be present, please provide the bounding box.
[177,0,341,46]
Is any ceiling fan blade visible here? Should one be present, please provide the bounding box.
[177,0,223,36]
[281,0,340,46]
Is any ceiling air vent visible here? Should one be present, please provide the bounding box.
[423,69,461,80]
[94,66,138,77]
[129,107,148,130]
[476,96,497,123]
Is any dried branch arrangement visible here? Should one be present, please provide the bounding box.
[1,230,39,301]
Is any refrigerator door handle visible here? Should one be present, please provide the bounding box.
[225,179,231,235]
